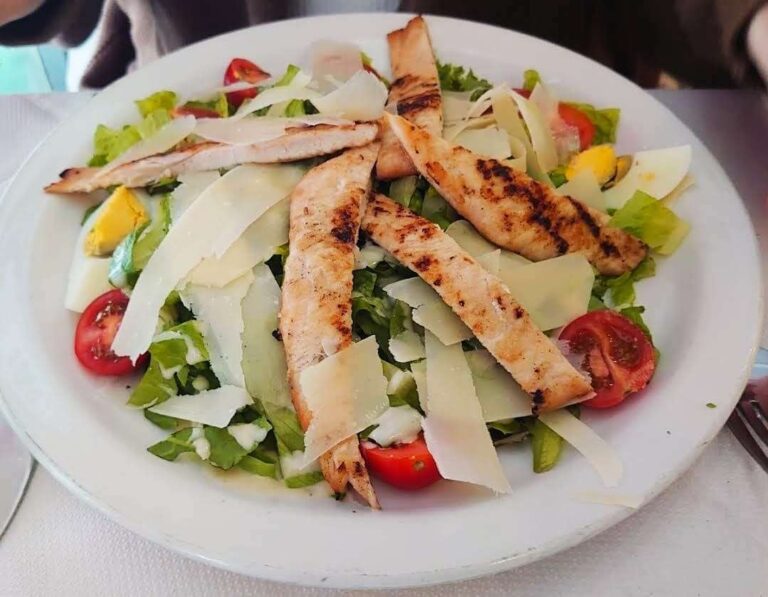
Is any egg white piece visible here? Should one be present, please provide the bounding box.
[604,145,692,209]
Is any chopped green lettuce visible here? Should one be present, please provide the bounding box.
[181,93,229,118]
[147,428,194,461]
[135,91,178,117]
[530,418,563,473]
[421,186,458,230]
[263,402,305,453]
[204,427,248,469]
[128,321,209,408]
[238,451,279,478]
[89,90,178,166]
[133,195,171,270]
[284,470,324,489]
[522,69,541,92]
[284,99,306,117]
[436,61,492,100]
[548,165,568,187]
[144,409,179,430]
[274,64,301,87]
[108,224,147,289]
[109,195,170,289]
[598,255,656,307]
[610,190,689,253]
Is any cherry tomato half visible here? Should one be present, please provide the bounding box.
[74,289,147,376]
[559,311,656,409]
[223,58,270,108]
[513,88,595,150]
[360,434,441,490]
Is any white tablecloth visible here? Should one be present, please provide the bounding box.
[1,92,767,596]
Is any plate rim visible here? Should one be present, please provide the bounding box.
[0,12,762,589]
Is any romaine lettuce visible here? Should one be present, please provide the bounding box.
[128,321,209,408]
[89,90,178,166]
[436,61,492,100]
[135,91,178,117]
[610,190,689,252]
[530,417,563,473]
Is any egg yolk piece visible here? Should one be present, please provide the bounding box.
[566,144,617,186]
[84,186,149,256]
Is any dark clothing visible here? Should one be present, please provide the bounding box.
[1,0,764,88]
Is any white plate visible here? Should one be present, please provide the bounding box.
[0,14,761,589]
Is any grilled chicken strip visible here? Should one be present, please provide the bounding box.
[376,16,442,180]
[45,122,379,194]
[280,143,381,508]
[363,194,592,412]
[385,113,648,275]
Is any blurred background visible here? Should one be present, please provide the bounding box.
[1,0,766,94]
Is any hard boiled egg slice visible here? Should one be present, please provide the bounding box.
[604,145,691,209]
[66,201,112,313]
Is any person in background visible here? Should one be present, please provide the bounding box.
[0,0,766,89]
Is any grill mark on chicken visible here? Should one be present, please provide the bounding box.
[375,16,442,180]
[45,122,379,194]
[279,142,381,508]
[362,193,592,411]
[385,113,648,275]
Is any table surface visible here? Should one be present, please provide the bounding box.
[0,90,767,597]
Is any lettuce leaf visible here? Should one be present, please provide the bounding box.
[204,427,248,470]
[600,256,656,307]
[263,402,305,453]
[108,223,148,289]
[181,93,229,118]
[274,64,301,87]
[436,61,492,100]
[610,190,689,252]
[128,321,209,408]
[89,91,177,166]
[135,90,177,117]
[238,451,279,478]
[530,418,563,473]
[522,69,541,92]
[147,427,194,461]
[133,195,171,270]
[284,470,324,489]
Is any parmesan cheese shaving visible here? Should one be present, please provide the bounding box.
[112,164,302,361]
[476,249,501,275]
[148,385,252,428]
[234,81,321,119]
[383,277,472,345]
[186,197,289,287]
[509,88,559,172]
[557,169,607,212]
[299,336,389,464]
[454,126,512,160]
[193,115,354,145]
[538,410,623,487]
[498,253,594,331]
[465,349,531,421]
[388,329,426,363]
[170,171,220,223]
[419,332,511,493]
[181,271,253,388]
[241,263,292,408]
[312,71,388,121]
